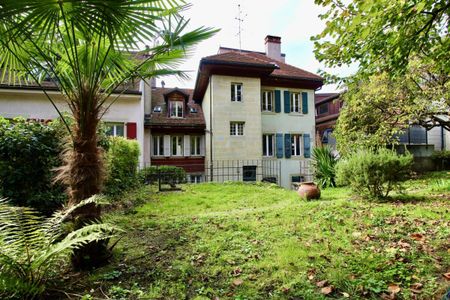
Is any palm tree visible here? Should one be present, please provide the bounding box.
[0,0,216,267]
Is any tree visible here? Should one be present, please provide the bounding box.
[0,0,217,268]
[313,0,449,152]
[312,0,449,78]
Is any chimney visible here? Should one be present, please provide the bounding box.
[265,35,284,62]
[161,80,165,89]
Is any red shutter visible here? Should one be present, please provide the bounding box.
[126,122,137,139]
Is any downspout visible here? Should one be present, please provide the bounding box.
[441,126,444,151]
[209,76,214,181]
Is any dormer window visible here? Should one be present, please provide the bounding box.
[190,107,198,113]
[153,105,162,113]
[169,101,183,118]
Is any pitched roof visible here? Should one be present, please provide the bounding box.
[193,47,324,101]
[146,87,205,128]
[205,48,323,81]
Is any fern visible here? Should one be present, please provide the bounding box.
[0,196,118,299]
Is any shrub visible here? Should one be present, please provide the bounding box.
[312,146,338,188]
[336,148,413,199]
[0,196,117,299]
[104,137,140,196]
[0,117,66,215]
[431,150,450,170]
[139,165,186,186]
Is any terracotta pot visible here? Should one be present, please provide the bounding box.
[297,182,321,200]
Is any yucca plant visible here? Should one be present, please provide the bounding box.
[0,196,118,299]
[312,146,339,188]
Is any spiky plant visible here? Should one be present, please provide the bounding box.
[312,146,339,189]
[0,1,217,267]
[0,196,118,299]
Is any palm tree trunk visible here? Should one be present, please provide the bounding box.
[59,93,108,269]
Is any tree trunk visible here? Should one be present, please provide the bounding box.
[58,95,109,269]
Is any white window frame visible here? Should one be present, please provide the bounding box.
[190,135,201,156]
[262,134,274,157]
[230,122,244,136]
[171,135,184,156]
[290,92,301,113]
[105,122,125,137]
[170,101,184,118]
[231,83,243,102]
[152,135,164,156]
[261,90,274,112]
[291,134,302,156]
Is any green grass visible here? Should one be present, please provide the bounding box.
[68,172,449,299]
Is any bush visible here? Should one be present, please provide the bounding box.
[336,148,413,199]
[104,137,140,196]
[312,146,338,188]
[139,165,186,186]
[431,150,450,170]
[0,196,117,299]
[0,117,66,215]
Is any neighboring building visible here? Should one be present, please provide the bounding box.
[193,35,324,188]
[314,92,341,147]
[145,87,206,182]
[0,81,146,163]
[314,93,448,152]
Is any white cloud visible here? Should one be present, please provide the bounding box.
[159,0,354,93]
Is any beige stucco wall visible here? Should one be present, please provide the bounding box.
[207,75,262,161]
[261,86,316,188]
[0,88,145,163]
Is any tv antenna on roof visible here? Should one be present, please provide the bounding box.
[235,4,247,51]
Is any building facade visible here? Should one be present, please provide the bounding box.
[193,36,324,188]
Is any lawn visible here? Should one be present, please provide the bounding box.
[67,172,450,299]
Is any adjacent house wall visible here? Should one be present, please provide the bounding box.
[0,88,145,163]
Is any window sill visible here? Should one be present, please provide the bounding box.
[288,113,305,116]
[230,135,245,137]
[262,111,277,115]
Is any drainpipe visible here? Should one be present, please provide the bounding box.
[209,76,214,181]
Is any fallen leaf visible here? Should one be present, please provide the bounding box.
[232,279,243,286]
[410,233,425,241]
[388,284,401,294]
[381,293,394,300]
[411,283,423,290]
[321,286,333,295]
[341,292,350,298]
[316,280,328,288]
[443,272,450,281]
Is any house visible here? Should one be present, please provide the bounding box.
[0,80,146,163]
[192,35,324,188]
[314,92,341,147]
[144,86,206,182]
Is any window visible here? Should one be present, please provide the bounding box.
[230,122,244,136]
[169,101,183,118]
[190,107,198,113]
[231,83,242,102]
[190,136,201,156]
[152,136,164,156]
[291,134,302,156]
[105,123,124,137]
[261,91,273,112]
[290,92,301,113]
[262,134,274,157]
[190,174,203,183]
[171,136,184,156]
[243,166,257,182]
[153,105,162,113]
[318,103,328,115]
[291,175,305,184]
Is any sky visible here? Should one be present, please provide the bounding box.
[160,0,354,93]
